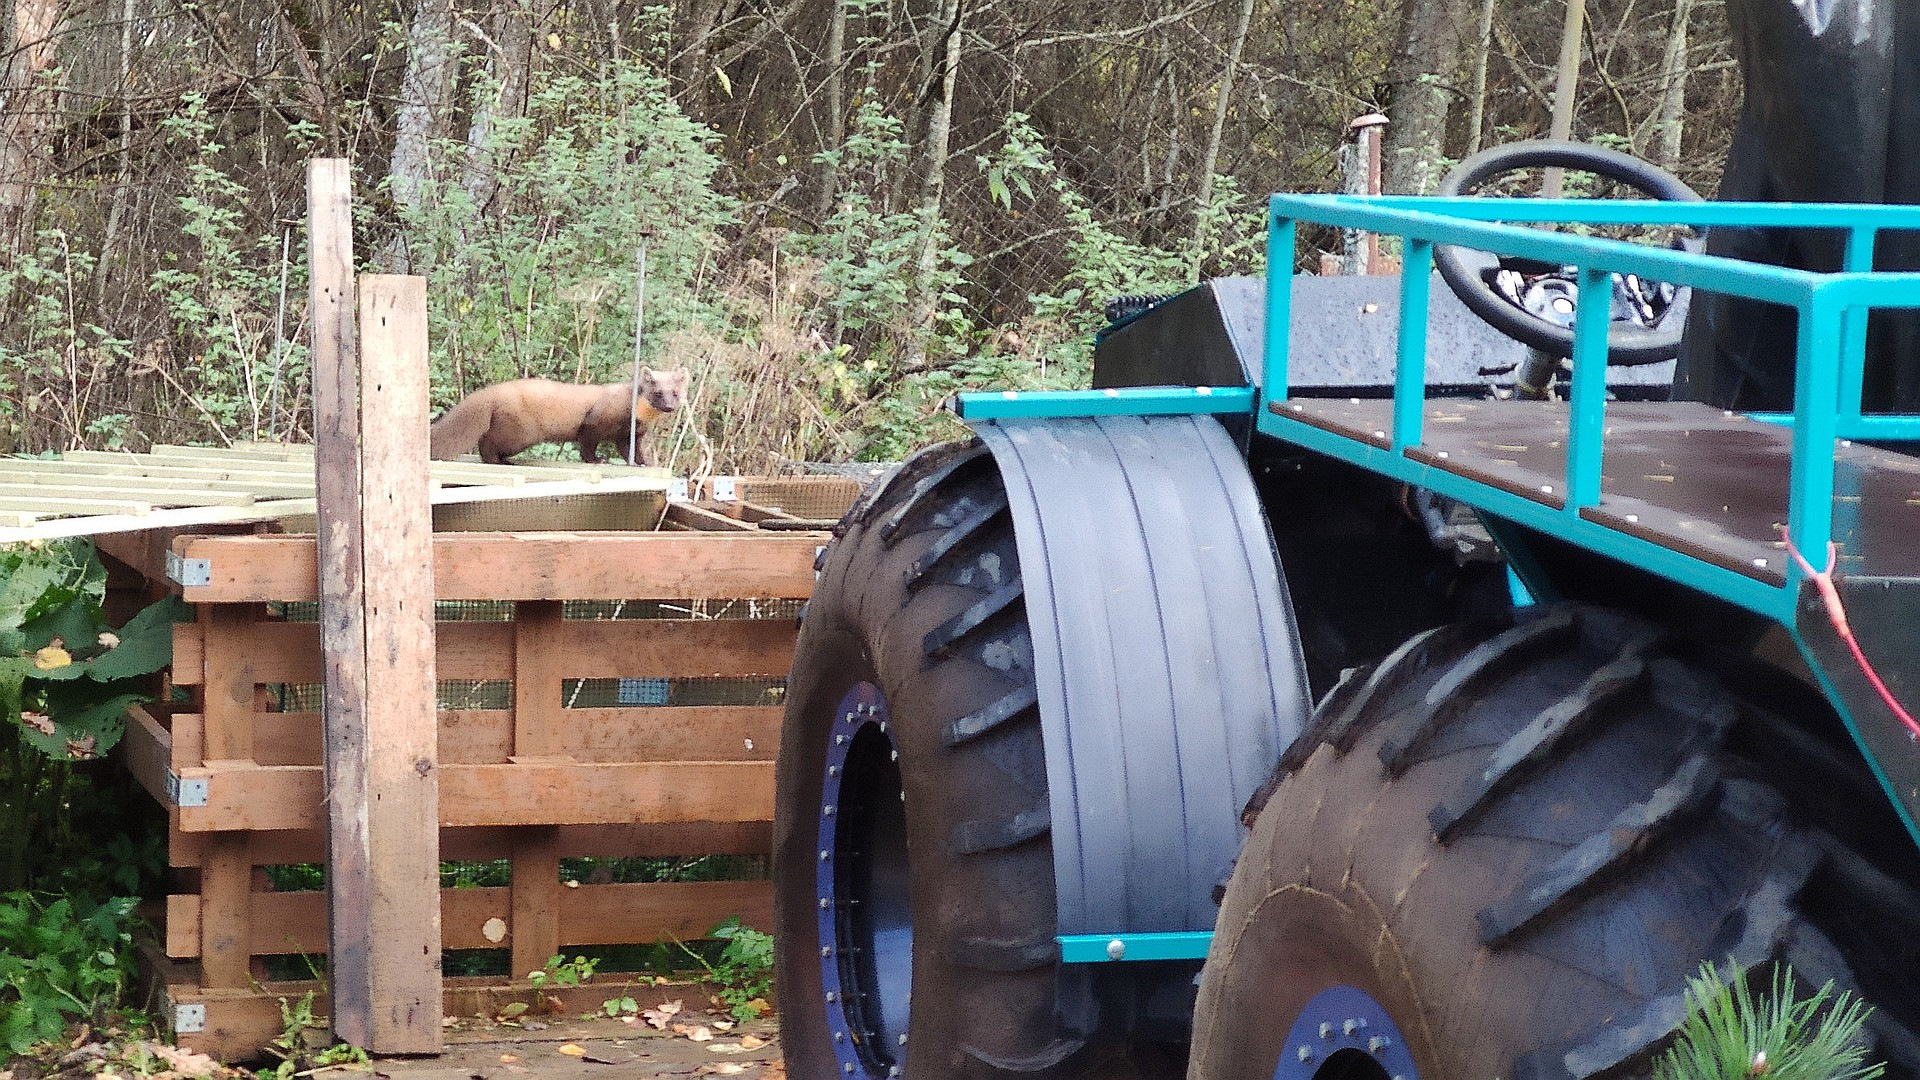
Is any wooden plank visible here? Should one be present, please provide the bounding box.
[198,836,252,988]
[0,482,260,507]
[177,706,780,766]
[513,602,565,759]
[343,272,443,1052]
[664,500,757,531]
[173,532,825,603]
[163,977,724,1063]
[119,705,174,807]
[168,820,773,868]
[168,761,773,831]
[510,828,561,980]
[307,156,382,1053]
[200,606,257,762]
[165,880,772,958]
[0,501,317,545]
[169,614,788,685]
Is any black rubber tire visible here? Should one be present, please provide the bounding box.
[1191,605,1920,1080]
[774,440,1179,1080]
[1432,140,1701,367]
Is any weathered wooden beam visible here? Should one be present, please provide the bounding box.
[170,532,825,603]
[165,879,773,958]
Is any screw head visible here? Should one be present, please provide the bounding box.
[824,804,836,816]
[825,991,836,1002]
[822,946,833,957]
[819,897,830,909]
[820,849,831,861]
[1320,1021,1333,1040]
[1369,1036,1390,1054]
[1297,1046,1314,1063]
[1106,939,1126,960]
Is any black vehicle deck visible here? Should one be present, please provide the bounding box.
[1270,397,1920,587]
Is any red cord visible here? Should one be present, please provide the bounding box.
[1781,529,1920,742]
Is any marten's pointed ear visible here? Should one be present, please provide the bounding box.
[640,364,653,377]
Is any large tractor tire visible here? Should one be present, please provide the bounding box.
[1190,604,1920,1080]
[774,440,1188,1080]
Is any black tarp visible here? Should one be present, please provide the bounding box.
[1675,0,1920,412]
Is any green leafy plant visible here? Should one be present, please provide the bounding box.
[1654,963,1883,1080]
[260,991,369,1079]
[671,918,773,1022]
[0,892,139,1054]
[0,540,187,892]
[528,953,600,990]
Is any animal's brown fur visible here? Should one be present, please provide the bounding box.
[428,367,690,466]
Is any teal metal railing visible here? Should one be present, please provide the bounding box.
[1260,195,1920,622]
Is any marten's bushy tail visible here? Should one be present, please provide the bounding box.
[429,397,494,460]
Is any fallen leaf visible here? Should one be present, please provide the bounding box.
[671,1023,691,1035]
[148,1043,218,1078]
[696,1064,746,1076]
[442,1016,460,1028]
[97,631,119,649]
[496,1002,529,1020]
[643,999,684,1030]
[739,1035,766,1051]
[20,711,54,735]
[705,1043,747,1055]
[498,1054,519,1063]
[688,1026,713,1043]
[557,1044,586,1057]
[711,1020,735,1032]
[33,643,70,670]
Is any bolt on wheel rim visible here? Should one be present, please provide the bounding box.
[817,682,912,1078]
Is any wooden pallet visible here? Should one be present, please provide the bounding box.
[109,483,855,1060]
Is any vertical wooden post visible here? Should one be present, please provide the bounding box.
[509,602,564,978]
[357,275,442,1048]
[197,603,258,988]
[310,159,443,1053]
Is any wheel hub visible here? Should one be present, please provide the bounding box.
[817,682,911,1078]
[1270,986,1420,1080]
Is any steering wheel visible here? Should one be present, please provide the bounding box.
[1433,140,1703,367]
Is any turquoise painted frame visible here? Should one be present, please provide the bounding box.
[1259,194,1920,855]
[1261,195,1920,621]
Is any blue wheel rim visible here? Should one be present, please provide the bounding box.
[1269,986,1420,1080]
[818,682,912,1078]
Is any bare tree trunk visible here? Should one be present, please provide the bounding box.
[1655,0,1693,168]
[814,0,847,222]
[0,0,62,253]
[95,0,136,311]
[675,0,733,116]
[462,1,533,216]
[1383,0,1468,194]
[385,0,458,270]
[904,0,961,371]
[1465,0,1496,154]
[1541,0,1586,196]
[1191,0,1257,272]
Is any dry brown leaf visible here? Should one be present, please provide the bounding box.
[688,1026,713,1043]
[695,1065,746,1076]
[704,1043,748,1055]
[148,1043,218,1078]
[643,999,684,1030]
[711,1020,735,1032]
[739,1035,766,1051]
[556,1044,587,1057]
[498,1054,520,1063]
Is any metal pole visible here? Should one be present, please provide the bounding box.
[1341,113,1389,275]
[1542,0,1587,198]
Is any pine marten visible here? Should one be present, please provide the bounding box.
[428,366,690,466]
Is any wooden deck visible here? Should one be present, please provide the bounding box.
[0,442,672,541]
[1272,398,1920,584]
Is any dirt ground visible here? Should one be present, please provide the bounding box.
[373,1015,783,1080]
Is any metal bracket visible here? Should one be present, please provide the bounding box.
[166,770,209,808]
[1058,931,1214,963]
[170,1001,206,1034]
[166,550,211,588]
[667,478,690,502]
[711,476,738,502]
